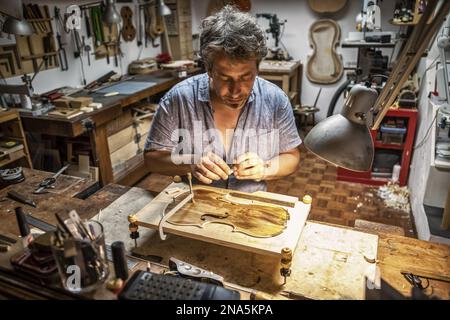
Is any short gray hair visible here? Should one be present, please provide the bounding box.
[200,6,267,71]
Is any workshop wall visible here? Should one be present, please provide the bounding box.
[4,0,161,94]
[409,31,450,245]
[190,0,397,121]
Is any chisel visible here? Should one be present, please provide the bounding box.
[7,190,36,208]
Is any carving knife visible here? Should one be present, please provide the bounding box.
[7,190,36,208]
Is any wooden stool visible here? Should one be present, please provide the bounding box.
[293,105,319,132]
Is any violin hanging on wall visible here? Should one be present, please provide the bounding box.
[307,0,347,14]
[306,19,344,84]
[121,6,136,42]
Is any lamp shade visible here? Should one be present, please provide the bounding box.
[304,84,378,172]
[103,0,121,25]
[158,0,172,16]
[2,16,33,36]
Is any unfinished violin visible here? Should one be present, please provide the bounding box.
[306,19,343,84]
[121,6,136,42]
[167,187,289,238]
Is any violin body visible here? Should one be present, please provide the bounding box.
[306,19,343,84]
[167,188,289,238]
[121,6,136,42]
[307,0,347,13]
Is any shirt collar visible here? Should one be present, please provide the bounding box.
[198,73,256,104]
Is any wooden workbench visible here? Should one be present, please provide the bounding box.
[0,169,449,300]
[20,69,200,187]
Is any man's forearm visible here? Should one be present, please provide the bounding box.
[144,150,192,176]
[263,149,300,181]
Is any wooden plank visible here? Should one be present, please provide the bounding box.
[90,124,113,186]
[107,117,151,154]
[110,131,147,172]
[377,233,450,299]
[283,222,378,299]
[133,183,310,257]
[113,153,148,184]
[355,219,405,236]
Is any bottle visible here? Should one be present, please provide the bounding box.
[392,164,401,183]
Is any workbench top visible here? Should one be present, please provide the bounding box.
[0,168,449,300]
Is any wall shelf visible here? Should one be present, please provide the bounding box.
[337,108,418,186]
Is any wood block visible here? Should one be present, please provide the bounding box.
[108,118,152,154]
[78,154,90,174]
[354,219,405,236]
[69,97,94,109]
[52,97,74,108]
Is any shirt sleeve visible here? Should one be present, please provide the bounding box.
[144,92,179,152]
[277,97,302,153]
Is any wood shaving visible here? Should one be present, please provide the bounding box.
[377,182,411,214]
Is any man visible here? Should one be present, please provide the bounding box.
[144,6,301,192]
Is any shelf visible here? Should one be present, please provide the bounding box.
[374,141,405,150]
[389,19,417,26]
[337,107,418,186]
[342,41,397,48]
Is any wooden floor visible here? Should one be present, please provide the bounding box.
[136,147,416,238]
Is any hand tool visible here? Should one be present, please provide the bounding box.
[0,233,17,244]
[187,172,195,203]
[72,30,87,85]
[111,241,129,280]
[168,257,224,286]
[25,213,56,232]
[401,270,450,284]
[34,164,70,194]
[42,37,50,69]
[7,190,36,208]
[56,33,68,71]
[85,8,92,39]
[85,43,92,66]
[279,290,313,300]
[130,249,163,263]
[43,5,56,67]
[15,207,33,246]
[113,41,118,67]
[136,4,142,46]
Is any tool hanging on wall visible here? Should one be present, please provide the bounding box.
[54,7,69,71]
[90,6,104,47]
[65,5,87,86]
[121,6,136,42]
[136,4,143,46]
[144,4,164,48]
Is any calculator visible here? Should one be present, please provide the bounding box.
[118,270,240,300]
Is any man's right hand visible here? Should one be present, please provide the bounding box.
[191,152,233,184]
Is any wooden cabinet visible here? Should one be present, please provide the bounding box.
[0,110,32,169]
[337,108,418,186]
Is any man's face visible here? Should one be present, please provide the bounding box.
[208,53,258,109]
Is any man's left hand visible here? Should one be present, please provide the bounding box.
[233,152,267,182]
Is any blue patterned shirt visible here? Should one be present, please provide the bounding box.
[144,73,302,192]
